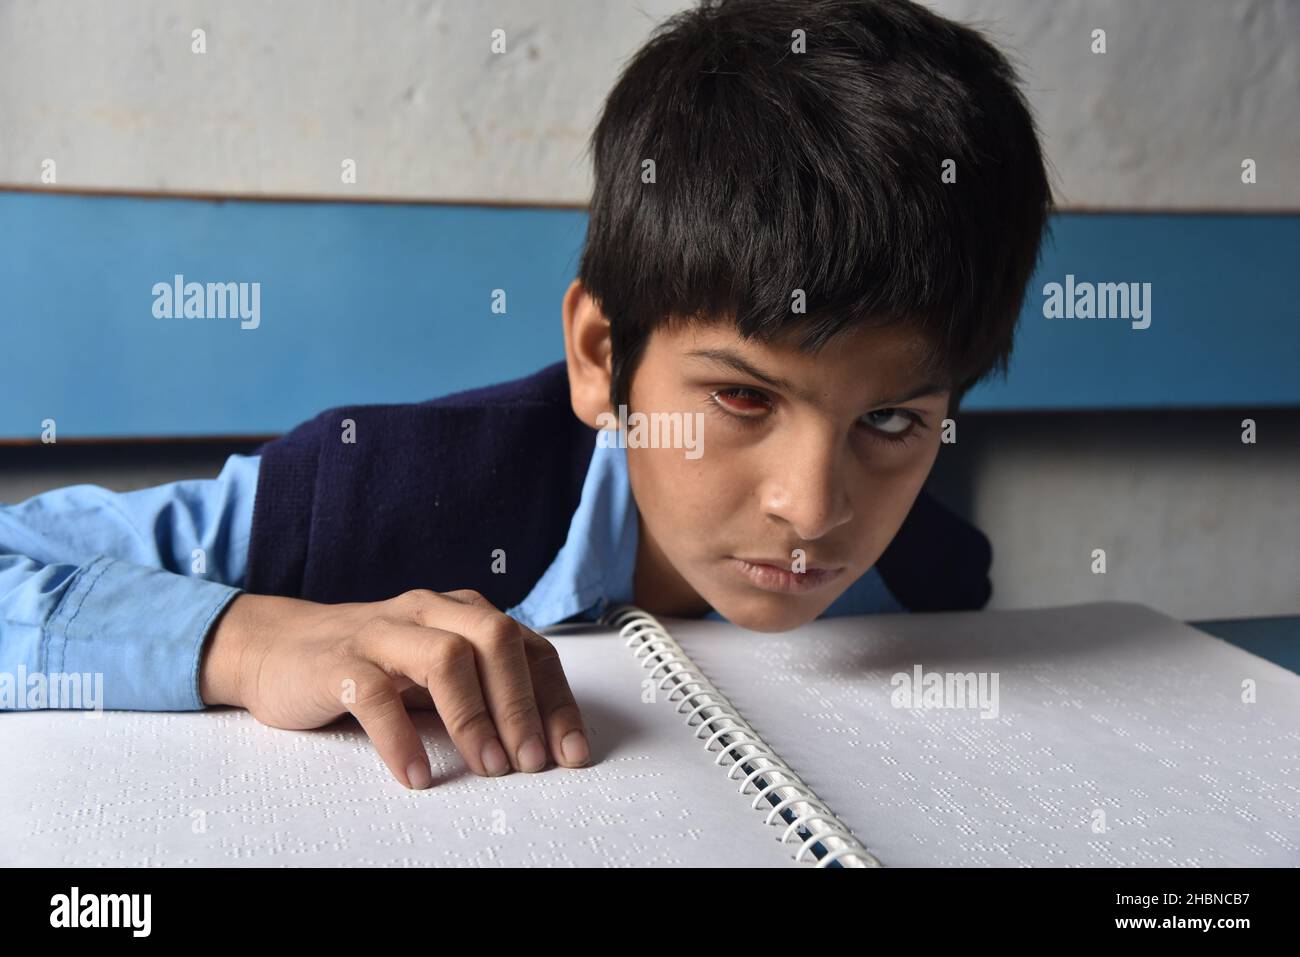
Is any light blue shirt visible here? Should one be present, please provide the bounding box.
[0,455,258,712]
[1,441,903,712]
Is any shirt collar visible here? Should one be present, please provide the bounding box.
[507,439,638,630]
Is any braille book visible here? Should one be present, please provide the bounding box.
[2,602,1295,867]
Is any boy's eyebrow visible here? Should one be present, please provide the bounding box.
[684,347,946,408]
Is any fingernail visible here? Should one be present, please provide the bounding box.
[561,730,589,767]
[517,734,547,772]
[481,738,510,776]
[406,760,432,790]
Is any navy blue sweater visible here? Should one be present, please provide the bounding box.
[245,361,992,614]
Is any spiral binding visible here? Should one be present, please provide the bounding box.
[601,604,883,868]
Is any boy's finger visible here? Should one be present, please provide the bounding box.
[359,619,510,778]
[410,596,550,773]
[521,632,589,768]
[437,591,587,768]
[335,659,431,790]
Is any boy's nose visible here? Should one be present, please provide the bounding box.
[759,456,854,543]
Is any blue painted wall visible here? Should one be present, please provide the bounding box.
[971,213,1299,412]
[2,192,1295,439]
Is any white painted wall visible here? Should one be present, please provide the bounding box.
[925,409,1300,619]
[2,0,1296,208]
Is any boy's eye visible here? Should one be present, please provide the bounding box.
[711,389,922,443]
[860,409,913,434]
[711,387,770,413]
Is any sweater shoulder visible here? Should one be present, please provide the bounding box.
[255,361,572,453]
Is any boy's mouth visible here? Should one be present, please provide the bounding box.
[726,557,845,595]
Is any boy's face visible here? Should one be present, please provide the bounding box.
[622,319,950,632]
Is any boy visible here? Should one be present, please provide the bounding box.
[0,0,1051,791]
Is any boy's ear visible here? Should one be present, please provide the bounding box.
[561,279,615,429]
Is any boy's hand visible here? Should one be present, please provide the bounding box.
[199,588,590,789]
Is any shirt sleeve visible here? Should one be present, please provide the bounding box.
[0,453,260,712]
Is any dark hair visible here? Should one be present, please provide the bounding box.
[577,0,1053,414]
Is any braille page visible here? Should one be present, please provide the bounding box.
[0,629,793,867]
[665,601,1300,867]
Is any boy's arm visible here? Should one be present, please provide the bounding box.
[1,452,591,788]
[0,453,259,711]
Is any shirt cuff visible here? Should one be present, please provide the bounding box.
[44,556,242,711]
